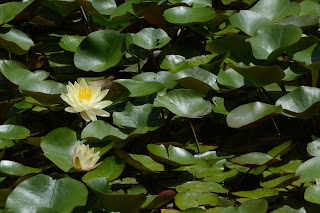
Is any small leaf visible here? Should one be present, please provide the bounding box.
[227,102,283,129]
[232,188,279,198]
[176,181,228,193]
[260,174,295,188]
[296,156,320,182]
[133,28,171,50]
[175,192,219,210]
[307,139,320,157]
[0,28,34,55]
[164,6,215,24]
[305,185,320,204]
[59,35,85,52]
[0,0,34,24]
[231,152,274,167]
[154,89,212,118]
[115,79,165,97]
[132,71,178,89]
[0,124,30,140]
[0,160,41,176]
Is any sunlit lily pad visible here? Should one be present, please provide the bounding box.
[175,192,219,210]
[164,6,216,24]
[231,152,274,167]
[232,188,279,198]
[0,160,41,176]
[133,28,171,50]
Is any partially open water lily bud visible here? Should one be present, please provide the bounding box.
[73,143,101,172]
[60,79,113,122]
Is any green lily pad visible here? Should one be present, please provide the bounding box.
[199,169,239,183]
[229,10,273,36]
[0,28,34,55]
[0,140,14,149]
[275,86,320,118]
[305,185,320,204]
[217,68,244,89]
[260,174,295,188]
[271,205,306,213]
[269,160,302,174]
[226,102,283,129]
[232,188,279,198]
[296,156,320,182]
[177,181,228,194]
[267,141,292,158]
[154,89,212,118]
[133,28,171,50]
[250,0,300,22]
[163,6,216,24]
[231,152,273,167]
[82,156,126,183]
[115,150,164,172]
[91,0,117,15]
[81,120,128,142]
[168,0,212,7]
[0,0,34,24]
[307,139,320,157]
[175,67,217,96]
[113,102,165,130]
[160,55,190,73]
[300,0,320,16]
[6,174,88,213]
[221,199,268,213]
[87,177,110,194]
[74,30,126,72]
[175,192,219,210]
[141,190,176,209]
[0,160,41,176]
[115,79,165,97]
[278,15,319,27]
[59,35,85,52]
[132,71,178,89]
[0,124,30,140]
[247,24,302,60]
[41,128,81,172]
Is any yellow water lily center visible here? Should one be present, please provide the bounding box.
[73,143,101,172]
[60,79,113,122]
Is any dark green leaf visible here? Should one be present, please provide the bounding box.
[163,6,215,24]
[133,28,171,50]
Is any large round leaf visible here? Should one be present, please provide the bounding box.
[91,0,117,15]
[0,160,41,176]
[82,156,126,183]
[133,28,171,50]
[132,71,178,89]
[0,0,34,24]
[6,174,88,213]
[229,10,273,36]
[163,6,215,24]
[41,128,81,172]
[296,157,320,182]
[115,79,165,97]
[247,24,302,60]
[154,89,212,118]
[0,124,30,140]
[230,63,285,87]
[175,192,219,210]
[81,120,128,142]
[226,102,283,129]
[275,86,320,118]
[168,0,212,7]
[305,185,320,204]
[250,0,300,21]
[300,0,320,16]
[74,30,126,72]
[113,102,165,130]
[307,140,320,157]
[231,152,273,167]
[0,28,34,55]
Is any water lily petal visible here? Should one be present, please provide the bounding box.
[86,109,97,121]
[92,108,110,117]
[80,111,91,122]
[94,100,113,109]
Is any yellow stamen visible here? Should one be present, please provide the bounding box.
[78,88,91,100]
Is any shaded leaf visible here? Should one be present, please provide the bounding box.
[164,6,215,24]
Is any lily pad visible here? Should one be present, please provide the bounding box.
[269,160,302,174]
[163,6,216,24]
[176,181,228,194]
[113,102,165,130]
[305,185,320,204]
[296,156,320,182]
[231,152,274,167]
[115,79,165,97]
[74,30,126,72]
[41,128,81,172]
[160,55,190,73]
[6,174,88,213]
[132,71,178,89]
[0,0,34,24]
[221,199,268,213]
[275,86,320,118]
[0,124,30,140]
[226,102,283,129]
[0,160,41,176]
[307,139,320,157]
[260,174,295,188]
[133,28,171,50]
[217,68,244,89]
[82,156,126,183]
[168,0,212,7]
[175,192,219,210]
[232,188,279,198]
[154,89,212,118]
[0,28,34,55]
[59,35,85,52]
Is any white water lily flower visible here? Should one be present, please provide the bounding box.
[60,79,112,122]
[73,143,101,172]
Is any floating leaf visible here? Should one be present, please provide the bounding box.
[81,120,128,142]
[141,190,176,209]
[168,0,212,7]
[0,28,34,55]
[229,10,273,36]
[227,102,283,129]
[41,128,81,172]
[133,28,171,50]
[163,6,215,24]
[232,188,279,198]
[300,0,320,16]
[250,0,300,22]
[217,68,244,89]
[82,156,126,183]
[113,102,165,130]
[132,71,178,89]
[176,181,228,193]
[0,0,34,24]
[275,86,320,118]
[269,160,302,175]
[74,30,126,72]
[305,185,320,204]
[260,174,295,188]
[175,192,219,210]
[91,0,117,15]
[160,55,190,73]
[296,156,320,182]
[154,89,212,118]
[6,174,88,213]
[59,35,85,52]
[115,79,165,97]
[307,139,320,157]
[247,24,302,60]
[0,124,30,140]
[231,152,274,167]
[0,160,41,176]
[0,140,14,149]
[221,199,268,213]
[278,15,319,27]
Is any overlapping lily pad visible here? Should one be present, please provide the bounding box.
[0,160,41,176]
[115,79,165,97]
[133,28,171,50]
